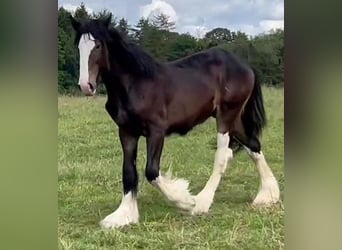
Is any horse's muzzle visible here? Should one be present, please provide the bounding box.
[79,82,96,96]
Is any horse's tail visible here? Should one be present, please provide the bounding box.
[241,68,267,139]
[228,68,266,152]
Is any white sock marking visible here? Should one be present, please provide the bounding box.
[99,191,139,229]
[250,151,280,205]
[153,171,195,211]
[192,132,232,215]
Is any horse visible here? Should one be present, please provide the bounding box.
[70,15,280,229]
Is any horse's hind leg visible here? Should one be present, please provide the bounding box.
[191,104,238,215]
[232,124,280,205]
[243,136,280,205]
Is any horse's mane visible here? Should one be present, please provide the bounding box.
[74,19,161,79]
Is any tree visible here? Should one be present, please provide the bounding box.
[151,13,176,31]
[249,30,284,85]
[167,33,198,61]
[58,3,93,92]
[131,17,167,60]
[57,2,284,94]
[74,2,91,19]
[220,31,250,61]
[58,7,79,92]
[131,17,150,42]
[93,9,117,26]
[58,26,67,92]
[205,28,233,46]
[232,31,249,42]
[117,18,129,37]
[58,7,73,35]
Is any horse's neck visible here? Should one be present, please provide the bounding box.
[107,42,131,75]
[108,41,160,80]
[102,71,129,103]
[102,71,137,127]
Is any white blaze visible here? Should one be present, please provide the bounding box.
[78,33,95,86]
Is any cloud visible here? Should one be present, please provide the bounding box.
[150,0,284,36]
[180,16,205,26]
[58,0,284,36]
[267,2,284,20]
[227,20,284,37]
[260,20,284,32]
[139,0,210,37]
[61,3,93,14]
[140,0,178,23]
[231,24,262,37]
[178,25,210,38]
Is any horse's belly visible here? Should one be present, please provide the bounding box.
[166,98,214,135]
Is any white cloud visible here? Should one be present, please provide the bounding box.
[180,16,204,26]
[260,20,284,33]
[230,24,262,37]
[269,2,284,19]
[140,0,178,23]
[58,0,284,37]
[178,25,210,38]
[208,3,231,14]
[61,3,93,14]
[228,20,284,37]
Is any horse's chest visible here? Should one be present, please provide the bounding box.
[105,100,128,123]
[105,100,147,133]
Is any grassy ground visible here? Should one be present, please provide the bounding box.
[58,87,284,249]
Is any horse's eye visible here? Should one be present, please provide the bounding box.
[95,44,101,49]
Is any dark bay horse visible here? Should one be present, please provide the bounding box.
[70,15,280,229]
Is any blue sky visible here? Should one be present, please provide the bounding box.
[58,0,284,37]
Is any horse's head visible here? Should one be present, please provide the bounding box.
[70,15,112,96]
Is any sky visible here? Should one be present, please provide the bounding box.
[58,0,284,38]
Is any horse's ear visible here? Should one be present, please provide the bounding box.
[70,14,80,31]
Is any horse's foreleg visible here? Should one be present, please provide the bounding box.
[146,127,195,211]
[191,132,233,215]
[100,128,139,229]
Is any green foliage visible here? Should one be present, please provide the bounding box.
[250,29,284,85]
[167,33,198,61]
[117,18,129,37]
[57,4,284,94]
[74,2,90,19]
[218,29,284,86]
[152,13,176,31]
[131,17,150,42]
[205,27,234,46]
[92,9,117,26]
[58,7,79,93]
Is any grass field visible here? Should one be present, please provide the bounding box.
[58,87,284,249]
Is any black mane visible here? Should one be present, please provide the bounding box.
[74,18,161,79]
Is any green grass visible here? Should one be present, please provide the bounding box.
[58,87,284,249]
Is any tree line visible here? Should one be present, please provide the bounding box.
[58,3,284,94]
